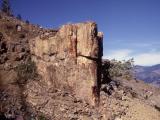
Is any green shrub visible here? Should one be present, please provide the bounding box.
[103,58,134,80]
[15,59,38,84]
[38,115,47,120]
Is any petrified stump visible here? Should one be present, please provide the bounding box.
[29,22,103,106]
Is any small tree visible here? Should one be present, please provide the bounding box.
[1,0,11,15]
[26,20,30,24]
[17,14,22,20]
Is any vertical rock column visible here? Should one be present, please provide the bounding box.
[29,22,103,106]
[75,23,103,105]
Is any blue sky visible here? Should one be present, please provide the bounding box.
[4,0,160,66]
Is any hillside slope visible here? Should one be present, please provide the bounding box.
[0,12,160,120]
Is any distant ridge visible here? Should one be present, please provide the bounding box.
[134,64,160,87]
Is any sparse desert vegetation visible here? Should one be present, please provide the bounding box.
[0,0,160,120]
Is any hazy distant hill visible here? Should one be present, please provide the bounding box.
[134,64,160,87]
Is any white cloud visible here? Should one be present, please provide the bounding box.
[104,49,160,66]
[134,52,160,66]
[104,49,132,60]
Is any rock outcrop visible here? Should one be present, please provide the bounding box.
[29,22,103,106]
[1,13,160,120]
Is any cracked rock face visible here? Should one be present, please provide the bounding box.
[28,22,103,106]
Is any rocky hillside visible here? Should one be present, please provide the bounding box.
[134,64,160,87]
[0,12,160,120]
